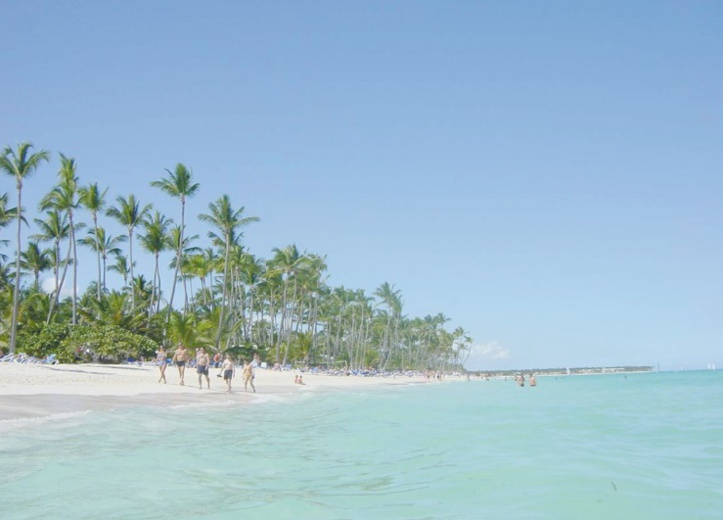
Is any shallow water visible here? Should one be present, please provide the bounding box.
[1,371,722,519]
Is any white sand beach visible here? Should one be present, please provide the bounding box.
[0,362,437,421]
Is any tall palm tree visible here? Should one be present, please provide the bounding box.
[40,154,82,324]
[199,195,258,348]
[374,282,401,368]
[166,225,200,314]
[138,210,172,314]
[150,163,199,326]
[0,142,50,353]
[106,194,151,309]
[79,182,108,301]
[270,244,303,363]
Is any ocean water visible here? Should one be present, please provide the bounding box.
[1,371,722,519]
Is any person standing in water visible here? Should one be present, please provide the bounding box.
[196,347,211,389]
[242,360,256,393]
[156,346,168,384]
[222,354,235,393]
[171,343,189,386]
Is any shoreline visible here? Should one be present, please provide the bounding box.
[0,362,440,422]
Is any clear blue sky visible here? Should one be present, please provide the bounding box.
[2,1,722,370]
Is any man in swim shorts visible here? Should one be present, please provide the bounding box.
[222,354,235,393]
[196,347,211,389]
[171,343,189,386]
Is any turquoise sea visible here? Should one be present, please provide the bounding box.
[1,371,722,519]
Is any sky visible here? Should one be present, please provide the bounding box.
[1,1,722,371]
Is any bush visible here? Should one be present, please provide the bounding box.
[20,324,159,363]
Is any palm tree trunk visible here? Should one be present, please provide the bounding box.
[93,213,101,300]
[70,212,78,325]
[9,185,22,354]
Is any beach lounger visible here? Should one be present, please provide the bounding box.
[42,354,58,365]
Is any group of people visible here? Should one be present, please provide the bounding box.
[155,343,257,393]
[516,373,537,387]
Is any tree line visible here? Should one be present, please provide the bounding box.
[0,142,472,370]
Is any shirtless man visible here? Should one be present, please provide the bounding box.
[171,343,189,386]
[222,355,235,393]
[196,347,211,389]
[242,360,256,393]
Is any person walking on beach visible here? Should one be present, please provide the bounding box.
[197,347,211,389]
[156,346,168,384]
[172,343,189,386]
[242,360,256,393]
[222,354,235,393]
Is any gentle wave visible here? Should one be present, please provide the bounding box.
[1,371,722,519]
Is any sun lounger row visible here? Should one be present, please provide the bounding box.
[0,353,58,364]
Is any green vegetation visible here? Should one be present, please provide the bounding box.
[0,142,473,370]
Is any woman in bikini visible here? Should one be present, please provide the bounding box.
[156,346,168,383]
[242,360,256,393]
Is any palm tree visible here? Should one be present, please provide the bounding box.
[138,210,173,314]
[20,241,51,290]
[0,193,19,255]
[166,225,200,314]
[270,244,303,363]
[108,252,133,290]
[106,194,151,309]
[0,142,50,353]
[31,210,70,301]
[40,154,82,324]
[199,195,258,348]
[150,164,199,325]
[79,182,108,301]
[78,226,126,291]
[374,282,401,369]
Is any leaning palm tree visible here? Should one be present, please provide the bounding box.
[198,195,258,349]
[79,182,108,301]
[106,194,151,309]
[150,163,199,328]
[40,154,82,324]
[0,142,50,353]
